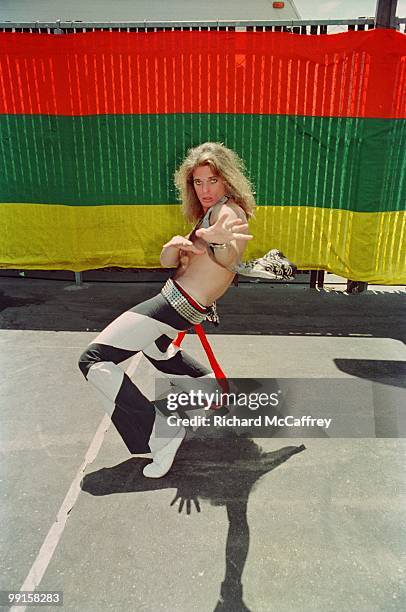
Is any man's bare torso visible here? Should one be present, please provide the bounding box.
[173,236,236,305]
[173,201,247,306]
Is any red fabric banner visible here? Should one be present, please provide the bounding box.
[0,29,404,118]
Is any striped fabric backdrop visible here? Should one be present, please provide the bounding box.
[0,29,405,282]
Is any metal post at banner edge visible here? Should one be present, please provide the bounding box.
[375,0,398,28]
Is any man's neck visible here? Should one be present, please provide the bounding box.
[202,194,230,216]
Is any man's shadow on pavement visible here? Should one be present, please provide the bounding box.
[81,432,305,612]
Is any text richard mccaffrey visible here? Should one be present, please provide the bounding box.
[165,390,332,429]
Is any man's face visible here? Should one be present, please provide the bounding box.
[192,165,227,210]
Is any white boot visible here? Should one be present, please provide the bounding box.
[143,411,186,478]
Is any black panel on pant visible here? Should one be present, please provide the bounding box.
[130,293,192,330]
[78,343,138,379]
[111,373,155,454]
[154,334,173,353]
[144,350,211,377]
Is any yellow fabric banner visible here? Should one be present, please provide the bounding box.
[1,203,404,283]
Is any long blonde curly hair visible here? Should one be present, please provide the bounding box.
[174,142,256,223]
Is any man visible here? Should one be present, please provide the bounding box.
[78,142,255,478]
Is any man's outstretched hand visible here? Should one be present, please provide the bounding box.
[195,213,253,245]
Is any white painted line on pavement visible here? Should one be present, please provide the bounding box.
[10,414,111,612]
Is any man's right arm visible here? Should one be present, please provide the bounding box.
[160,235,205,268]
[160,241,181,267]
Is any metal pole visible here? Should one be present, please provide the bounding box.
[375,0,398,28]
[53,19,63,35]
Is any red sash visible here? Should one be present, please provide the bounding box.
[172,325,230,401]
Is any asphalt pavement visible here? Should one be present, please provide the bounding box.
[1,273,405,612]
